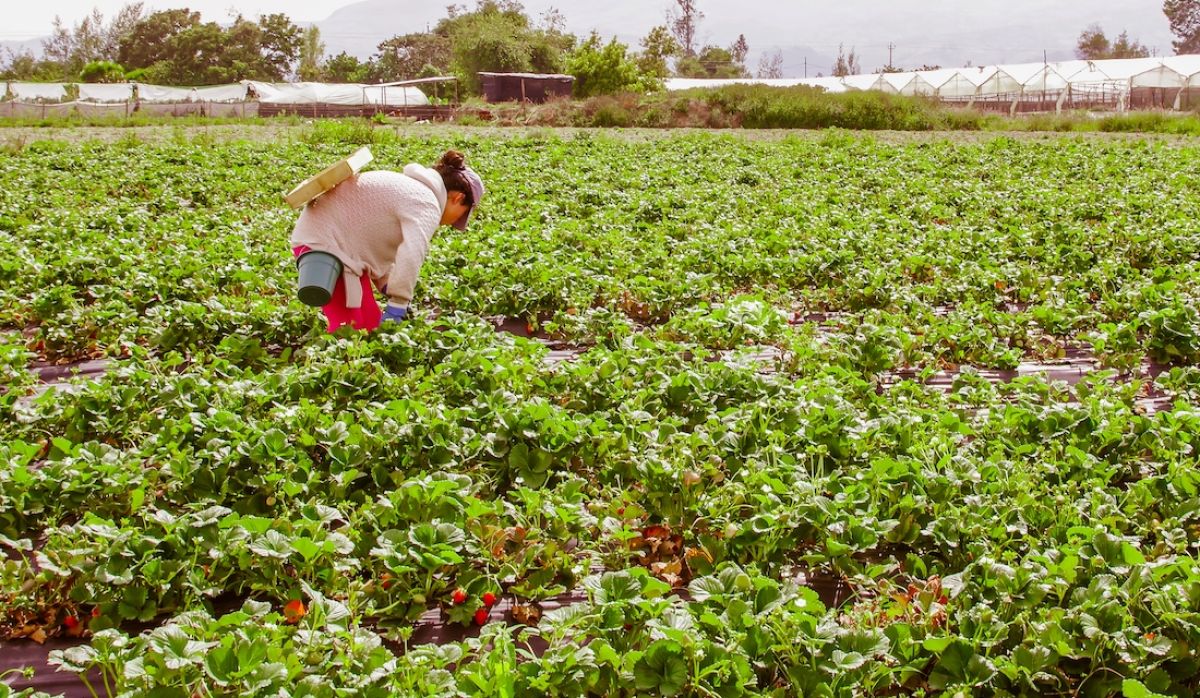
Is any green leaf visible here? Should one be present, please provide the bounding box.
[204,645,238,685]
[922,636,954,653]
[929,639,995,690]
[634,641,688,696]
[249,530,293,559]
[833,650,868,671]
[1121,543,1147,566]
[291,537,321,562]
[129,487,145,513]
[1122,679,1170,698]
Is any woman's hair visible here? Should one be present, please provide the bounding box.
[433,150,476,206]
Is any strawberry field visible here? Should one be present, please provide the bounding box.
[1,129,1199,697]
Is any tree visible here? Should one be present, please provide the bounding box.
[638,25,679,78]
[256,13,303,79]
[41,5,145,79]
[667,0,703,58]
[831,44,860,77]
[539,7,567,34]
[435,0,574,94]
[676,45,746,78]
[104,4,146,59]
[1111,31,1151,58]
[164,21,229,84]
[1164,0,1200,54]
[117,10,301,85]
[1076,24,1150,59]
[372,33,452,82]
[322,52,371,82]
[1076,24,1111,59]
[118,9,201,71]
[80,60,126,83]
[730,34,749,66]
[297,27,325,81]
[567,33,657,96]
[1,49,63,81]
[756,50,784,79]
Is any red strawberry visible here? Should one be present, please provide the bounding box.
[90,607,102,619]
[474,608,489,625]
[63,615,79,629]
[452,588,468,605]
[482,592,497,607]
[284,599,306,623]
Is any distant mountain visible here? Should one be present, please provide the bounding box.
[1,38,44,59]
[316,0,1175,77]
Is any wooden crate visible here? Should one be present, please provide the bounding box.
[283,146,373,210]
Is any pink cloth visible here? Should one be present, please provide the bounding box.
[293,246,382,332]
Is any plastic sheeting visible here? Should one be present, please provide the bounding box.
[978,63,1041,94]
[1060,62,1109,87]
[135,83,194,102]
[664,77,846,93]
[361,85,429,106]
[1128,62,1188,89]
[1164,55,1200,85]
[245,82,429,106]
[877,72,916,94]
[937,67,997,98]
[841,74,890,92]
[9,82,66,102]
[192,84,249,102]
[3,81,423,105]
[661,54,1200,105]
[78,83,134,102]
[902,71,951,96]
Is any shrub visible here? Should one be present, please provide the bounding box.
[80,61,127,84]
[566,33,660,98]
[585,95,633,128]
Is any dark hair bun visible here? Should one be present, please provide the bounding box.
[438,150,466,171]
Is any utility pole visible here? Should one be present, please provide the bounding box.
[804,57,807,78]
[888,42,896,69]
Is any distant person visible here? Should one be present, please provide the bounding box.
[290,150,484,332]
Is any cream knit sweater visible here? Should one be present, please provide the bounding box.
[290,165,447,308]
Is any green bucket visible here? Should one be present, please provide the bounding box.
[296,250,343,307]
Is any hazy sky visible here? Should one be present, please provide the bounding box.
[1,1,336,39]
[3,0,1178,76]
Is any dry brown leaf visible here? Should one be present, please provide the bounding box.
[511,603,542,626]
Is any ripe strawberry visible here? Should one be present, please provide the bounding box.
[63,615,79,629]
[91,607,102,619]
[452,588,468,605]
[474,608,489,625]
[284,599,306,623]
[482,592,497,607]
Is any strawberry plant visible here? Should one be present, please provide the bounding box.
[0,129,1197,696]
